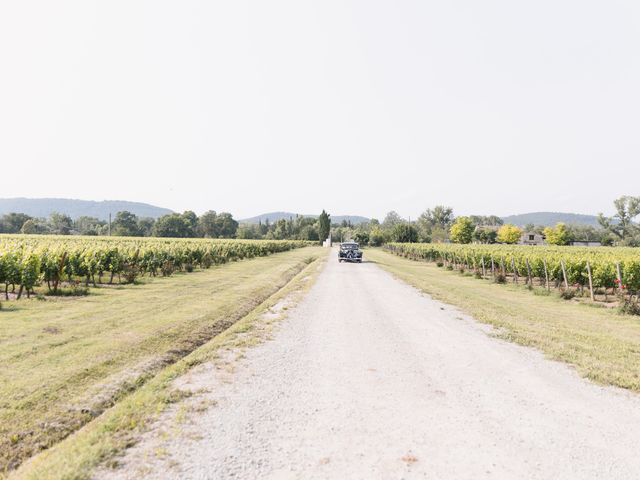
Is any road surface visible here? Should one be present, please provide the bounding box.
[103,251,640,480]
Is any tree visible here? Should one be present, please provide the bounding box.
[49,212,73,235]
[20,218,49,234]
[470,215,503,227]
[598,196,640,241]
[0,213,32,233]
[136,217,155,237]
[112,211,141,236]
[236,224,259,239]
[369,226,388,246]
[392,224,418,243]
[496,224,523,244]
[215,212,238,238]
[473,227,498,244]
[354,231,370,246]
[318,210,331,244]
[153,214,192,238]
[449,217,475,244]
[298,225,319,241]
[418,206,454,231]
[417,206,454,242]
[543,223,573,245]
[74,216,106,236]
[382,211,404,230]
[198,211,218,238]
[182,211,198,237]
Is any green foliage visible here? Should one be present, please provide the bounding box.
[384,243,640,294]
[0,213,32,233]
[20,219,48,235]
[354,231,370,246]
[369,227,388,246]
[449,217,474,244]
[113,211,141,237]
[473,227,497,244]
[497,224,522,244]
[318,210,331,244]
[74,216,107,236]
[382,211,405,230]
[392,224,418,243]
[0,236,310,299]
[598,196,640,241]
[48,212,73,235]
[543,223,573,246]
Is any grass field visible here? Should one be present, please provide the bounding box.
[366,248,640,392]
[0,246,323,476]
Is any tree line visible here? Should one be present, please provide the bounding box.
[1,196,637,246]
[0,209,334,243]
[0,210,240,238]
[330,196,640,247]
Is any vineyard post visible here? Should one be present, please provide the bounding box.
[561,260,569,290]
[500,257,506,276]
[543,259,550,291]
[481,257,486,277]
[526,258,532,286]
[511,258,518,284]
[616,262,622,295]
[586,261,595,302]
[491,256,495,277]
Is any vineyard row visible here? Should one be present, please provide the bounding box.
[0,235,310,299]
[384,243,640,299]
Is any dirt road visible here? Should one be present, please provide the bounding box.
[104,251,640,479]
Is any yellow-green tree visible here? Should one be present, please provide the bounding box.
[543,223,572,245]
[496,224,522,244]
[449,217,475,244]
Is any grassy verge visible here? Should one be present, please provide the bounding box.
[11,248,327,480]
[1,246,324,476]
[366,248,640,391]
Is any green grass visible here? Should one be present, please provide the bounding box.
[0,247,324,476]
[366,248,640,392]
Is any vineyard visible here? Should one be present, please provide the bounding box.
[0,235,309,300]
[384,243,640,306]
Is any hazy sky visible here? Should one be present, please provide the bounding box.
[1,1,639,220]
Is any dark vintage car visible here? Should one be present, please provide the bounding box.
[338,242,363,263]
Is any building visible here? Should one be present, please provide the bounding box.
[519,232,545,246]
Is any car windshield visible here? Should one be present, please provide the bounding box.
[341,243,359,249]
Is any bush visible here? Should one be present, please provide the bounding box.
[436,261,444,268]
[618,297,640,316]
[494,273,506,284]
[560,289,576,300]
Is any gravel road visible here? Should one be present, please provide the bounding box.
[103,251,640,480]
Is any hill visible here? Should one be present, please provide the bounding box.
[0,198,173,220]
[501,212,600,227]
[241,212,370,225]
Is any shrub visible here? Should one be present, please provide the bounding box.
[618,298,640,316]
[560,289,576,300]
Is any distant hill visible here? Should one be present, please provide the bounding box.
[0,198,173,220]
[241,211,370,225]
[501,212,600,227]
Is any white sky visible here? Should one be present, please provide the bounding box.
[1,1,639,220]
